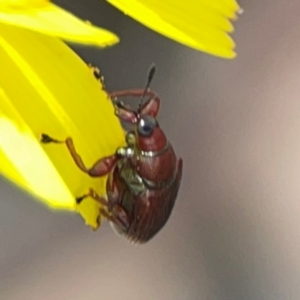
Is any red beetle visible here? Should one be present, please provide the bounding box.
[41,65,183,243]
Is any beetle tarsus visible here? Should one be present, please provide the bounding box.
[88,63,107,93]
[92,215,101,231]
[40,133,64,144]
[112,98,124,108]
[100,208,119,225]
[76,188,109,206]
[87,188,109,206]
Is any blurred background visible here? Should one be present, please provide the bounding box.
[2,0,300,299]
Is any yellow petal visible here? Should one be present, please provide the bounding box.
[0,0,119,47]
[0,23,125,228]
[106,0,241,58]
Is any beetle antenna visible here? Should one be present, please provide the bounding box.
[139,64,156,109]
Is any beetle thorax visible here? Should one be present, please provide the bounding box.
[136,127,168,152]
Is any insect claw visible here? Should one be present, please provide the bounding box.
[88,63,100,78]
[76,194,87,204]
[88,63,107,92]
[112,98,122,107]
[92,215,101,231]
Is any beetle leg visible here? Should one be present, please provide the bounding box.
[92,215,101,231]
[109,89,161,117]
[100,209,119,224]
[76,188,108,206]
[41,134,118,177]
[88,63,107,93]
[101,207,130,230]
[109,89,156,99]
[84,183,129,230]
[76,189,116,230]
[112,205,131,229]
[88,188,108,206]
[113,98,133,111]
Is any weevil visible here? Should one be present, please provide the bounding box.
[41,65,183,243]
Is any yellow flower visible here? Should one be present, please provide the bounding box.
[0,0,119,46]
[0,2,125,228]
[106,0,241,58]
[0,0,241,230]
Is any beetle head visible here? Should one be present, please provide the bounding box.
[115,64,159,129]
[114,65,168,151]
[115,96,161,139]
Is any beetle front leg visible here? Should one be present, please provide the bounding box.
[109,89,161,117]
[110,89,155,110]
[88,63,108,93]
[40,134,118,177]
[109,89,156,99]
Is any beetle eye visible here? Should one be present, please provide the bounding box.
[137,115,157,137]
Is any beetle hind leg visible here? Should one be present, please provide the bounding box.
[76,189,130,233]
[76,188,109,206]
[87,63,109,96]
[75,188,110,232]
[100,209,117,223]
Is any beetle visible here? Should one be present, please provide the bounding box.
[41,65,183,243]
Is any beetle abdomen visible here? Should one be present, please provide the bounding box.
[127,157,183,243]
